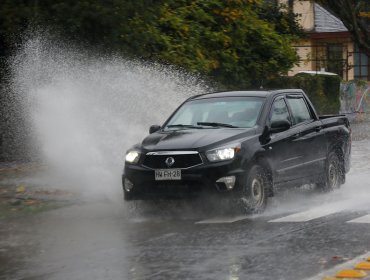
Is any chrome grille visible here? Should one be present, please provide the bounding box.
[142,151,202,169]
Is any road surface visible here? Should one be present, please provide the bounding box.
[1,139,370,280]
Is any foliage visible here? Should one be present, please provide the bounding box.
[265,73,341,114]
[315,0,370,54]
[0,0,131,55]
[257,1,305,37]
[120,0,301,89]
[0,0,303,89]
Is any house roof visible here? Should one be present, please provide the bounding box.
[314,3,348,33]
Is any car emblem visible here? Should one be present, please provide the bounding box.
[165,157,175,167]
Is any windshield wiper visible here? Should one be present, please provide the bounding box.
[197,122,238,128]
[166,124,204,129]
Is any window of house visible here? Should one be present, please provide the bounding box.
[327,43,344,77]
[354,45,369,80]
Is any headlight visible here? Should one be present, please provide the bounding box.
[206,144,241,162]
[125,150,141,164]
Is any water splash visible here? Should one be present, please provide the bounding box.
[10,35,208,199]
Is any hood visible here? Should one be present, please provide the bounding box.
[142,128,256,151]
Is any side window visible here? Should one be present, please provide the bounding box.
[286,97,312,125]
[270,98,290,123]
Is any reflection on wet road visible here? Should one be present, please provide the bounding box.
[1,140,370,280]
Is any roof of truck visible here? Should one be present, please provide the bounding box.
[191,89,304,100]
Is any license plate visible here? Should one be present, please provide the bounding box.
[155,169,181,181]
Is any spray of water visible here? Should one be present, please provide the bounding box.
[9,35,208,200]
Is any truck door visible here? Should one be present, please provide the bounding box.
[264,96,306,183]
[285,94,326,177]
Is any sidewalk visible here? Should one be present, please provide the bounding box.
[0,163,78,220]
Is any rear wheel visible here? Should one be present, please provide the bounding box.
[236,165,269,213]
[316,152,343,192]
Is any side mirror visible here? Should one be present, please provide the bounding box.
[259,125,271,144]
[270,120,291,133]
[149,125,161,134]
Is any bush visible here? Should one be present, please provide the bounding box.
[265,73,341,115]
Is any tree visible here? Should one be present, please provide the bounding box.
[315,0,370,54]
[0,0,303,88]
[120,0,302,88]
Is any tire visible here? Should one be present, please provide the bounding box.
[236,165,269,213]
[316,152,343,192]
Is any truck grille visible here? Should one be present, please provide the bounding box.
[142,151,203,169]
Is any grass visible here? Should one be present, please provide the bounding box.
[0,198,69,220]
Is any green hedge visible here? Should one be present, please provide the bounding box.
[265,73,341,115]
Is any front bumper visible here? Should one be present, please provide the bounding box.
[123,160,245,200]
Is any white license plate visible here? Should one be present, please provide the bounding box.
[155,169,181,181]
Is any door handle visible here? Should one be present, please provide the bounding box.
[315,126,322,132]
[292,133,301,139]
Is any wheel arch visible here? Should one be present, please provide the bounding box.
[245,154,274,196]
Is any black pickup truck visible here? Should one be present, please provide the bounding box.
[122,89,351,212]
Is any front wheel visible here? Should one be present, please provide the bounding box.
[236,165,269,213]
[316,152,343,192]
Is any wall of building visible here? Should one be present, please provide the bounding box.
[347,42,355,80]
[278,0,314,30]
[288,39,354,80]
[288,39,314,76]
[283,0,357,81]
[293,0,315,31]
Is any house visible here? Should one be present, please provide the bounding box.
[284,0,369,81]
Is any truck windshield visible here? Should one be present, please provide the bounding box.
[165,96,265,129]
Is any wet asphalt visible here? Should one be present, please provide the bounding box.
[1,140,370,280]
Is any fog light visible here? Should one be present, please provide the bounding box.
[216,176,236,190]
[124,178,134,192]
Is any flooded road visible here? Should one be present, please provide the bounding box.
[1,139,370,280]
